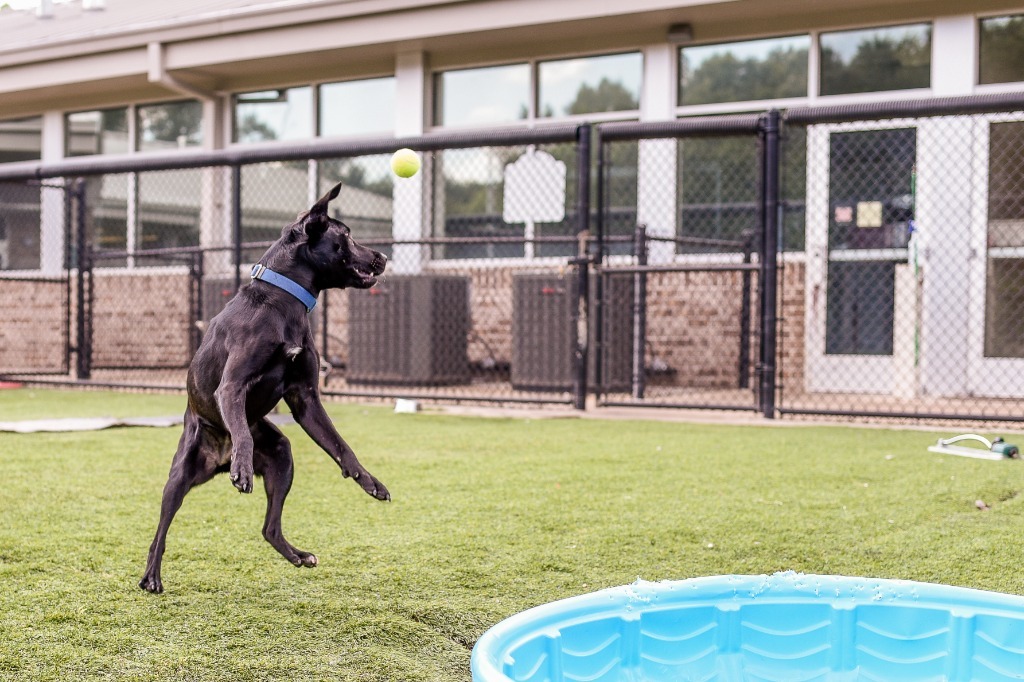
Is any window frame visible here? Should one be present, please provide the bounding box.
[231,73,398,146]
[977,11,1024,89]
[430,49,645,131]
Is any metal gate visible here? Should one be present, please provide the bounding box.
[592,113,780,416]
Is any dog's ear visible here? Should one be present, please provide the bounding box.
[310,182,342,217]
[302,182,342,241]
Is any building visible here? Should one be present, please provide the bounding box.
[1,0,1023,418]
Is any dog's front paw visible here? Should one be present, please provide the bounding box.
[230,465,254,494]
[293,551,318,568]
[360,474,391,502]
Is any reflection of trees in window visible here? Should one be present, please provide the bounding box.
[318,158,394,247]
[139,102,202,148]
[820,27,931,96]
[565,78,638,115]
[780,126,807,252]
[980,15,1024,85]
[678,137,759,254]
[434,147,525,259]
[680,46,808,105]
[236,114,278,144]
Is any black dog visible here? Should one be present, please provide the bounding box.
[139,182,390,594]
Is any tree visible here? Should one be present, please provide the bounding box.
[681,47,808,105]
[566,78,638,115]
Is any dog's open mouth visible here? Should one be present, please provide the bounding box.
[353,269,379,288]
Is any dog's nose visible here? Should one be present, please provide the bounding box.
[372,253,387,274]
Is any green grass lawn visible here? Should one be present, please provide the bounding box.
[1,388,1023,681]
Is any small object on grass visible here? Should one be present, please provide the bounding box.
[928,434,1020,460]
[976,499,990,511]
[394,398,419,414]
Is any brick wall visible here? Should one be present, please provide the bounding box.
[88,270,194,369]
[2,263,809,393]
[0,278,68,373]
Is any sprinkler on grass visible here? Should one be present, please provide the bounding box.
[927,434,1020,460]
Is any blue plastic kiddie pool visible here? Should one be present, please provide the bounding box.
[471,572,1024,681]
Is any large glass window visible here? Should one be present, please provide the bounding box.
[679,36,809,106]
[0,181,41,270]
[538,52,641,117]
[979,14,1024,85]
[138,100,203,152]
[0,116,42,164]
[820,24,931,96]
[66,108,129,156]
[433,64,530,128]
[234,87,313,143]
[320,77,396,137]
[985,121,1024,358]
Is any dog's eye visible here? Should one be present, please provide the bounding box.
[332,242,341,252]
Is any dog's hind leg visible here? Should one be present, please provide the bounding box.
[139,409,221,594]
[254,418,318,568]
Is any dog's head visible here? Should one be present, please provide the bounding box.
[290,182,387,290]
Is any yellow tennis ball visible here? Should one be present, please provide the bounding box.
[391,148,421,178]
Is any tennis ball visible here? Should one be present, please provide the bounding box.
[391,148,421,178]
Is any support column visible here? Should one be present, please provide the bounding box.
[39,111,65,275]
[392,50,427,274]
[637,43,678,264]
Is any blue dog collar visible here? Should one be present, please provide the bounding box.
[251,264,318,312]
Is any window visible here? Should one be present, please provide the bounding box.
[679,35,809,106]
[138,100,203,152]
[66,108,129,156]
[431,53,640,259]
[985,121,1024,358]
[319,156,394,251]
[320,77,396,137]
[434,64,530,127]
[0,116,42,164]
[819,23,931,96]
[538,52,641,117]
[0,181,41,270]
[979,14,1024,85]
[234,87,313,143]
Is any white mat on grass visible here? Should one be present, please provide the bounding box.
[0,416,184,433]
[0,413,296,433]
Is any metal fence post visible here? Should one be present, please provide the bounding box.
[231,164,243,293]
[759,110,781,418]
[572,123,592,410]
[632,224,647,400]
[739,229,755,389]
[73,177,92,380]
[70,178,91,378]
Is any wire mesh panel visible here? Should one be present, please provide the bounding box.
[319,142,582,405]
[781,109,1024,421]
[596,125,765,411]
[0,181,70,376]
[88,249,199,372]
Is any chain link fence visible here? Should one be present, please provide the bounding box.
[1,96,1023,423]
[781,99,1024,422]
[0,180,71,376]
[594,119,766,411]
